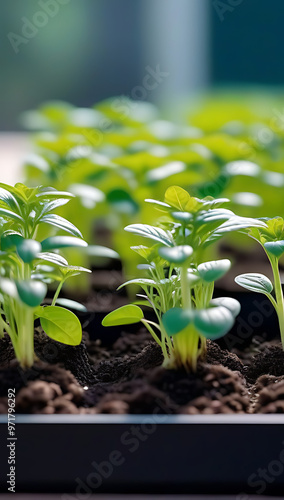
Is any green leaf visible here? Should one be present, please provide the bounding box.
[40,214,83,237]
[0,207,23,223]
[38,198,70,216]
[36,190,74,200]
[102,304,144,326]
[16,239,42,263]
[158,245,193,264]
[125,224,173,247]
[197,259,231,283]
[59,265,91,277]
[164,185,191,210]
[196,209,234,226]
[0,186,20,211]
[234,273,273,295]
[171,211,193,223]
[194,306,234,339]
[38,252,69,267]
[264,240,284,259]
[36,306,82,345]
[214,216,267,235]
[210,297,241,318]
[162,307,193,336]
[16,280,47,307]
[41,236,88,251]
[1,231,24,251]
[117,278,156,290]
[55,298,87,312]
[145,199,171,212]
[85,245,119,259]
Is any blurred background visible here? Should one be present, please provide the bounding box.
[1,0,284,131]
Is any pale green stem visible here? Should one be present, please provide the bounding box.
[270,256,284,349]
[180,264,191,309]
[51,280,65,306]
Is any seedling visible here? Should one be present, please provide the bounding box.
[103,186,266,370]
[0,182,91,368]
[235,217,284,349]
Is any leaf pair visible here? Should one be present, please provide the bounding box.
[162,297,240,339]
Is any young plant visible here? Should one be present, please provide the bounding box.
[235,217,284,349]
[0,182,91,368]
[103,186,266,370]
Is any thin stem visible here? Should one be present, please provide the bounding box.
[270,256,284,349]
[180,264,191,309]
[51,280,65,306]
[141,319,164,351]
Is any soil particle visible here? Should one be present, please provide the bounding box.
[253,375,284,413]
[34,328,97,386]
[0,358,85,414]
[245,343,284,383]
[84,343,249,414]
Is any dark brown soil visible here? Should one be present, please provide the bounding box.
[1,322,284,414]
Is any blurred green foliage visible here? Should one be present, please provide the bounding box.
[22,93,284,290]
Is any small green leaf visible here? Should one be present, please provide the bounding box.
[17,239,42,263]
[125,224,173,247]
[234,273,273,295]
[1,231,24,251]
[164,185,191,210]
[145,199,171,211]
[38,252,69,267]
[0,186,20,211]
[55,298,87,312]
[40,214,83,238]
[171,211,193,223]
[41,236,88,251]
[117,278,156,290]
[102,304,144,326]
[162,307,193,336]
[0,207,23,223]
[197,259,231,283]
[264,240,284,259]
[194,306,234,339]
[36,306,82,345]
[16,280,47,307]
[158,245,193,264]
[85,245,119,259]
[36,190,74,200]
[38,198,70,216]
[210,297,241,318]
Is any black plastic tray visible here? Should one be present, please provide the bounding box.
[1,415,284,495]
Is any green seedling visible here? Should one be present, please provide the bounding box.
[235,217,284,349]
[103,186,266,370]
[0,182,91,368]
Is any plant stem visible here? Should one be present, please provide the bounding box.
[51,280,65,306]
[180,264,191,309]
[18,304,34,368]
[270,256,284,349]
